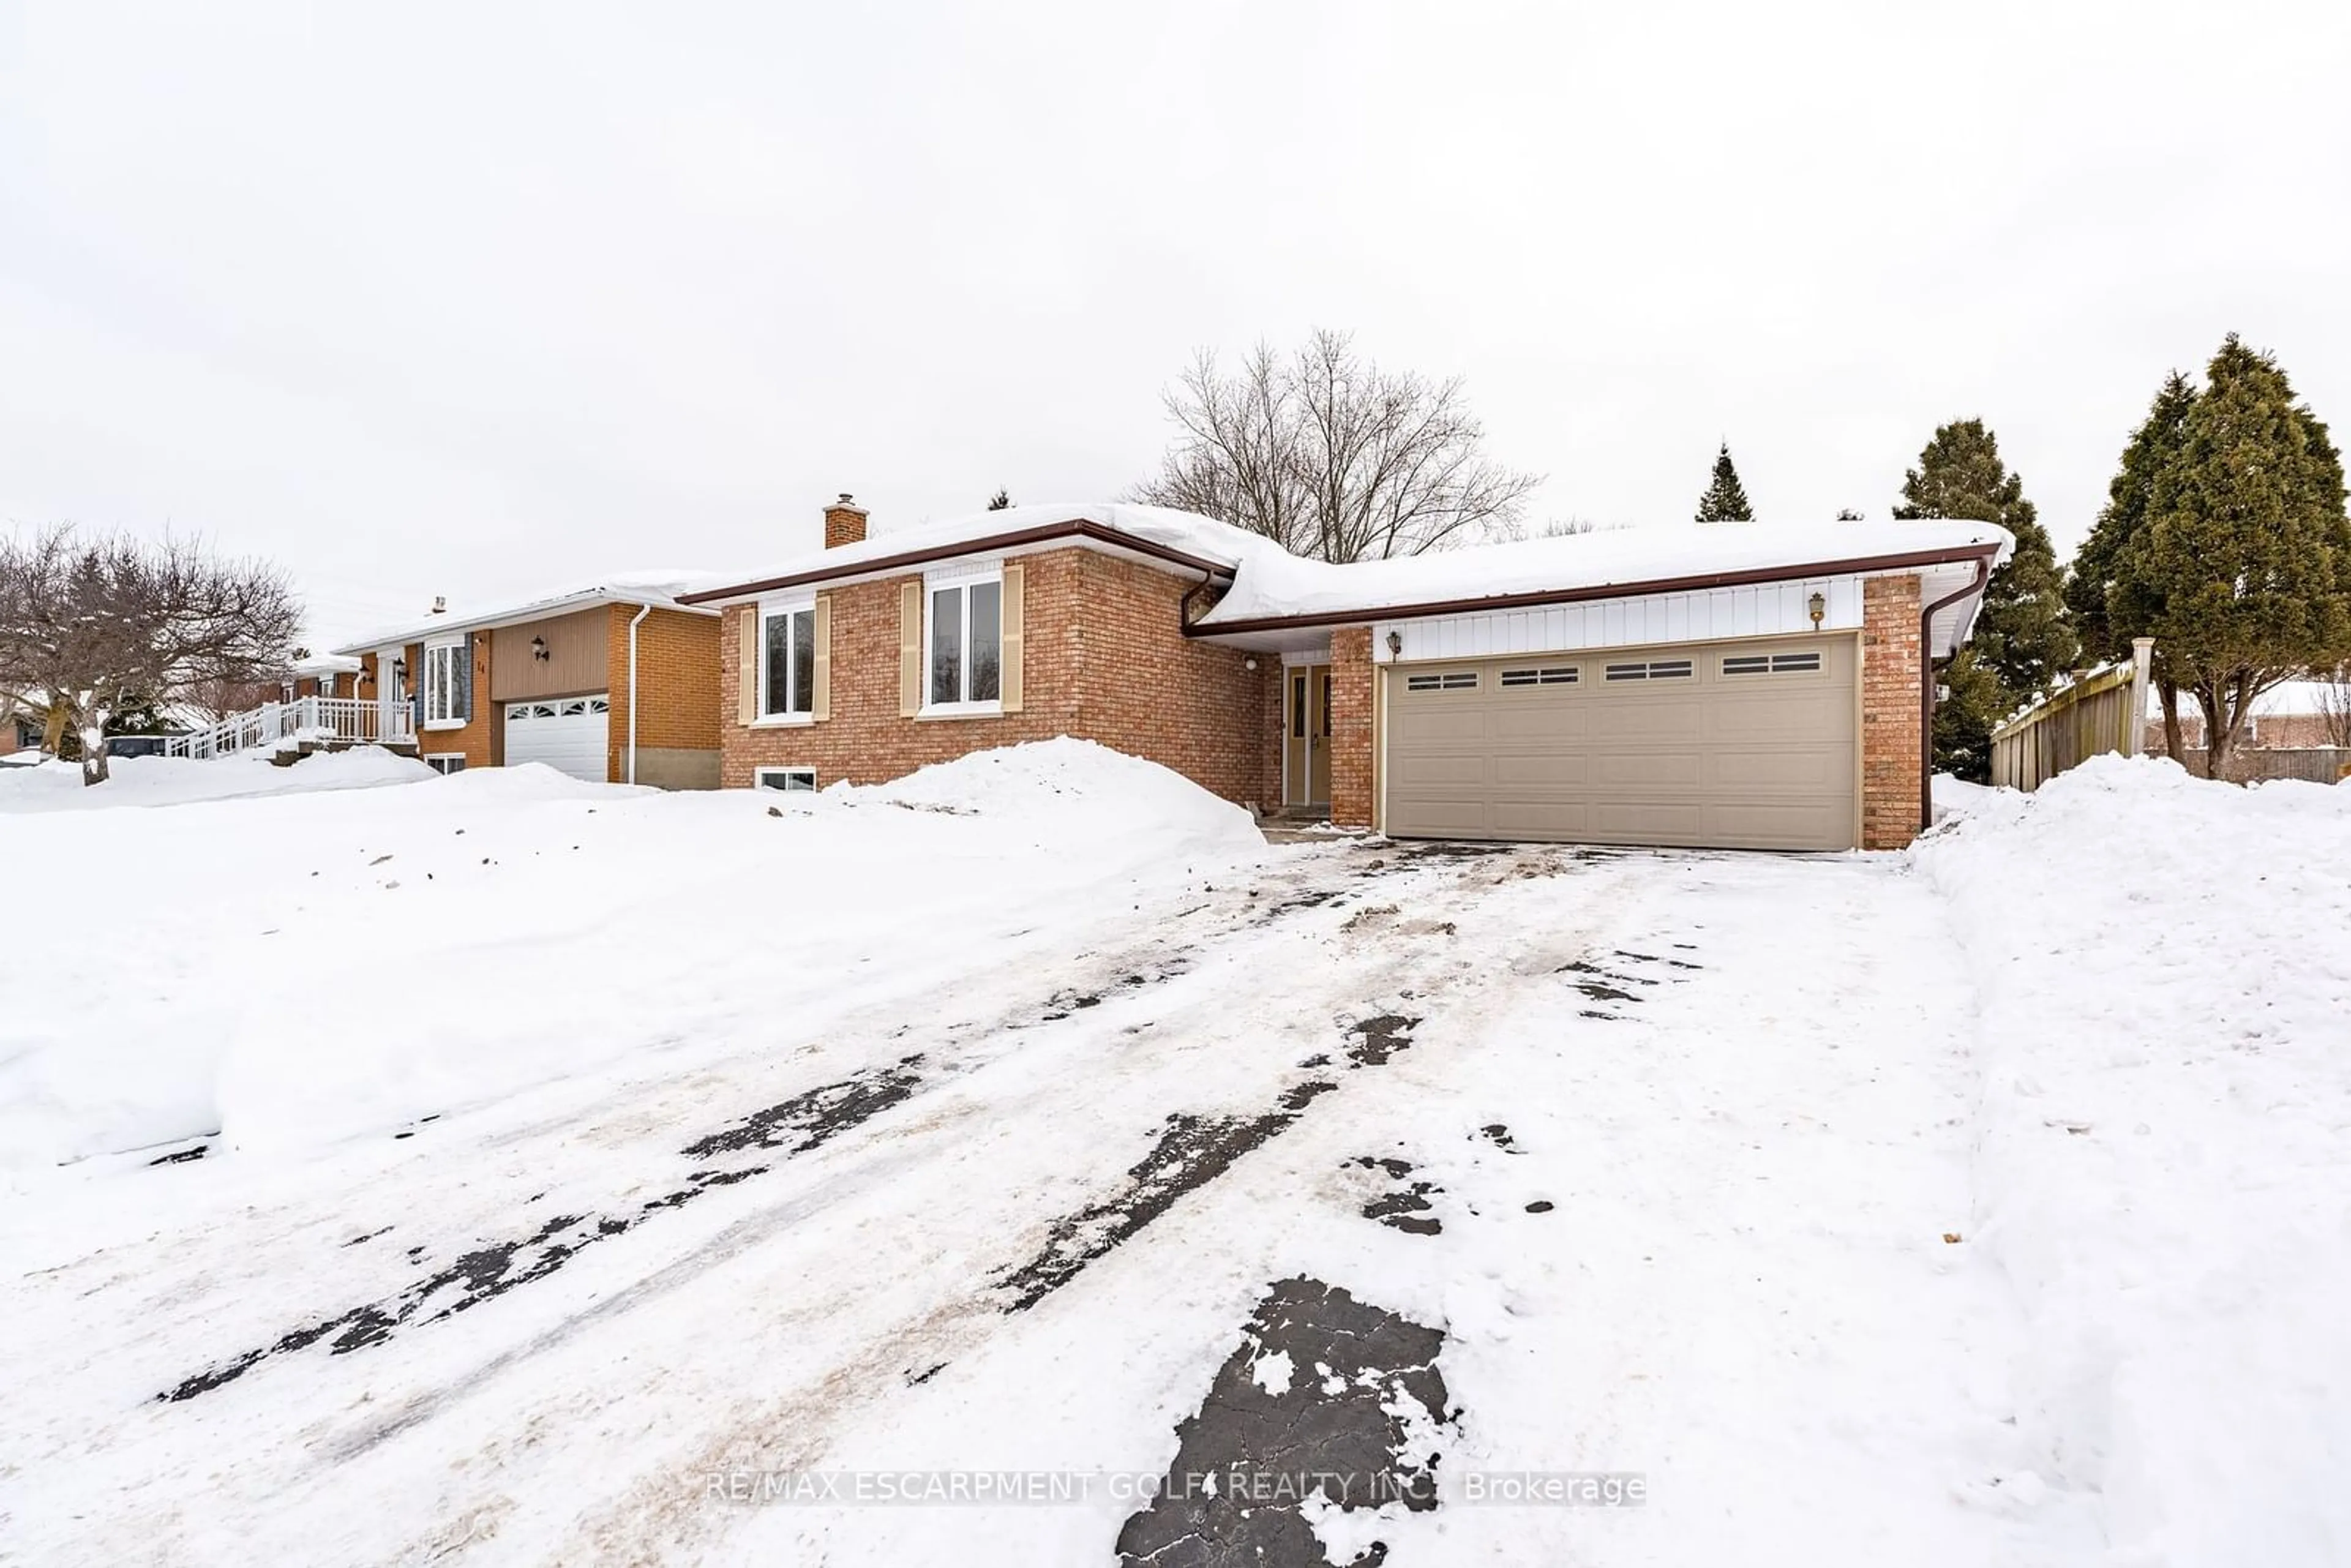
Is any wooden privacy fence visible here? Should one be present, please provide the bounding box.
[2179,747,2351,784]
[1989,639,2154,792]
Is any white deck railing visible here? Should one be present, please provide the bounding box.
[162,696,416,759]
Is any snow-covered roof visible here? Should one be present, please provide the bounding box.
[686,505,2011,641]
[1195,517,2012,630]
[331,571,728,655]
[290,653,364,677]
[682,503,1279,606]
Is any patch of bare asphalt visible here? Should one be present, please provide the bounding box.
[1558,945,1697,1018]
[1116,1277,1452,1567]
[997,1015,1421,1313]
[1040,958,1194,1022]
[159,1057,925,1403]
[1351,1157,1442,1236]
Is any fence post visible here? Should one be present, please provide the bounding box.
[2124,638,2154,758]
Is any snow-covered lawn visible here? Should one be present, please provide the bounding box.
[1,746,2342,1565]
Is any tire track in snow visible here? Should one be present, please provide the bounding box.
[543,847,1654,1567]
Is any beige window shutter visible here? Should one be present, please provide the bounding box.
[899,581,923,716]
[812,595,832,721]
[736,607,758,725]
[1000,563,1025,713]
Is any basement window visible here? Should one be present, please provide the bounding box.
[424,754,466,776]
[1604,659,1694,681]
[756,767,817,791]
[1404,670,1479,692]
[1499,666,1579,687]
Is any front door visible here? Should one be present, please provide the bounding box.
[1284,663,1333,808]
[377,648,405,739]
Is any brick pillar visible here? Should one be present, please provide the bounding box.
[1329,625,1375,830]
[1861,574,1924,850]
[824,493,868,549]
[1259,659,1286,813]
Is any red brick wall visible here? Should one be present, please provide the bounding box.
[1862,575,1924,850]
[604,606,721,782]
[720,546,1273,806]
[1327,625,1374,830]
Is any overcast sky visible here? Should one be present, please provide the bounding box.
[4,1,2347,648]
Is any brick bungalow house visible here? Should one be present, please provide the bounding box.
[331,577,723,786]
[680,498,2011,851]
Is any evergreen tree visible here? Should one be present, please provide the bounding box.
[1693,443,1754,522]
[986,489,1013,511]
[2065,372,2199,756]
[2112,336,2351,778]
[1892,418,2077,779]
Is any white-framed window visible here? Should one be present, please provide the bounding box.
[925,568,1002,711]
[422,637,469,728]
[1404,670,1478,692]
[424,754,466,776]
[759,599,817,721]
[755,767,817,791]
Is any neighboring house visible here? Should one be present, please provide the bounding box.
[1,712,37,759]
[284,653,365,702]
[680,497,2011,851]
[331,577,724,786]
[2143,680,2350,753]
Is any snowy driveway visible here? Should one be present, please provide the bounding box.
[3,830,2081,1565]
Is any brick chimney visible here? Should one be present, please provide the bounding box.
[824,492,869,549]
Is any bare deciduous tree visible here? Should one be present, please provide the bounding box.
[1130,329,1541,562]
[2319,664,2351,749]
[0,526,301,784]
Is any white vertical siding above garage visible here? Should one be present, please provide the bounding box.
[1372,576,1862,663]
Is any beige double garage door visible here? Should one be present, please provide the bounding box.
[1384,634,1859,852]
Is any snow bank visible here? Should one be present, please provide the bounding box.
[0,740,1264,1170]
[0,748,433,814]
[1914,754,2351,1563]
[1929,771,1999,823]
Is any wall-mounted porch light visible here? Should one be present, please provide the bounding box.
[1385,629,1403,657]
[1807,591,1826,628]
[531,635,549,662]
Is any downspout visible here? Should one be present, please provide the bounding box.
[1918,550,1995,831]
[627,603,651,785]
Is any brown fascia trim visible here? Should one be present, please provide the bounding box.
[678,520,1237,604]
[1182,544,2008,636]
[1918,546,1999,832]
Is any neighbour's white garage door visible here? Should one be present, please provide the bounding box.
[504,695,610,782]
[1384,636,1858,851]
